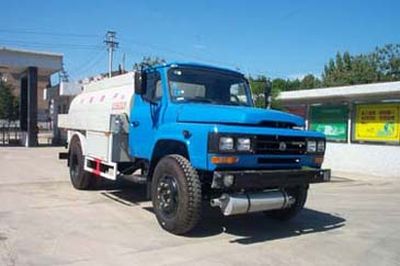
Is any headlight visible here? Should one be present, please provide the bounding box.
[237,138,251,151]
[208,134,253,153]
[219,137,234,151]
[307,140,317,153]
[317,140,325,153]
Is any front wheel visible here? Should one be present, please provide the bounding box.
[151,155,202,235]
[264,186,308,221]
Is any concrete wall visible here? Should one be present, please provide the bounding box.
[323,142,400,179]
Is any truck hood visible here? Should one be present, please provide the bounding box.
[176,104,305,127]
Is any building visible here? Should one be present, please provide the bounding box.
[44,81,82,144]
[278,81,400,179]
[0,47,63,146]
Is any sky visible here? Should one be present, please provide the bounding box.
[1,0,399,82]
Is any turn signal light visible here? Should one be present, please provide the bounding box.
[211,156,239,164]
[314,156,324,166]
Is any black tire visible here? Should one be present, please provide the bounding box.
[264,186,308,221]
[151,155,202,235]
[68,137,96,190]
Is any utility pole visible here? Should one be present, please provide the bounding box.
[104,31,119,78]
[122,53,126,73]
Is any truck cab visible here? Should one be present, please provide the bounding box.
[60,62,330,235]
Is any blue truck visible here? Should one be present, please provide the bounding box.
[59,63,330,235]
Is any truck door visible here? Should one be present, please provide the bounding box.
[129,70,163,159]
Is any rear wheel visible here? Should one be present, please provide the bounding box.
[69,137,96,190]
[151,155,202,235]
[264,186,308,221]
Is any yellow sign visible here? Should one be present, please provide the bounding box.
[354,104,400,142]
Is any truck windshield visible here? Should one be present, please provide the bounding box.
[168,67,253,106]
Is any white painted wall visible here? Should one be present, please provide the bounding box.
[59,81,82,96]
[323,142,400,179]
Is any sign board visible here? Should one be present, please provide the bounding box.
[354,104,400,143]
[309,105,348,141]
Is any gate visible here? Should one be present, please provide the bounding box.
[0,122,21,145]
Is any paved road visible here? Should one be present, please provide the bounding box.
[0,147,399,266]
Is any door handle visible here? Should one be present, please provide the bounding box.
[131,121,140,127]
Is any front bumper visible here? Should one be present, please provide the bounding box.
[211,168,331,189]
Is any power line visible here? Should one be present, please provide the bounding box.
[0,39,103,50]
[0,33,109,80]
[120,37,241,71]
[0,30,274,80]
[79,51,107,75]
[0,28,101,38]
[68,51,107,80]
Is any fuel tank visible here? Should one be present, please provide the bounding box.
[59,72,136,132]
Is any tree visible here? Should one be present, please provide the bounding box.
[133,56,166,71]
[322,52,377,86]
[270,78,289,109]
[0,81,19,124]
[371,44,400,81]
[300,74,321,90]
[349,55,379,84]
[321,44,400,87]
[286,78,302,91]
[249,75,268,108]
[343,51,352,71]
[271,78,286,93]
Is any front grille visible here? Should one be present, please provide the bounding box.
[254,135,307,155]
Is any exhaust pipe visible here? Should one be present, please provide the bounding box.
[210,190,295,216]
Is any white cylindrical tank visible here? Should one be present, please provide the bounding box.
[62,72,136,132]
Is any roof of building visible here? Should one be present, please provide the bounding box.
[278,81,400,103]
[0,47,63,57]
[0,46,63,76]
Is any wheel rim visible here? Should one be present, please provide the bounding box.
[157,175,179,218]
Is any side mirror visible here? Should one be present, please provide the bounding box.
[134,71,146,95]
